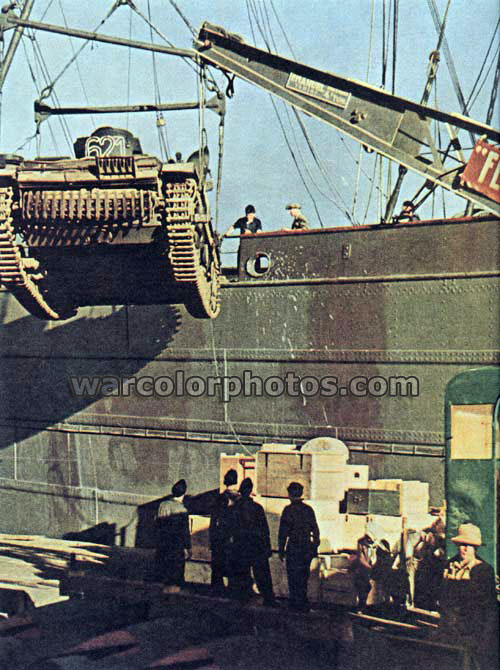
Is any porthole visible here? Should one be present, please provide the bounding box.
[246,252,271,277]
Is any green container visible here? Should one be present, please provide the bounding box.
[346,489,400,516]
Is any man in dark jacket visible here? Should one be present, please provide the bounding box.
[439,523,498,670]
[209,468,240,595]
[155,479,191,590]
[230,477,276,606]
[278,481,320,611]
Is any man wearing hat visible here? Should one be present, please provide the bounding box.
[209,468,240,595]
[285,203,310,230]
[397,200,420,222]
[278,481,320,611]
[155,479,192,591]
[440,523,498,669]
[229,477,275,606]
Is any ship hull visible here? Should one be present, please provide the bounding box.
[0,216,498,542]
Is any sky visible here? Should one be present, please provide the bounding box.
[1,0,498,263]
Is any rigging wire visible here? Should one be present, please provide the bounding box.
[469,44,500,117]
[352,0,375,222]
[125,8,132,130]
[147,0,170,160]
[19,36,60,153]
[256,0,357,225]
[25,31,73,151]
[58,0,96,129]
[36,2,125,102]
[486,48,500,126]
[427,0,475,153]
[258,1,353,221]
[128,2,222,99]
[167,0,196,37]
[392,0,398,95]
[244,0,324,226]
[463,18,499,113]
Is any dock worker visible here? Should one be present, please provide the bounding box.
[230,477,276,606]
[396,200,420,222]
[209,468,240,595]
[223,204,262,238]
[278,481,320,612]
[285,203,309,230]
[155,479,192,591]
[439,523,498,670]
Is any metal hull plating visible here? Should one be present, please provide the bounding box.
[0,216,498,542]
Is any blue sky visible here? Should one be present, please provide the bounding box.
[1,0,498,252]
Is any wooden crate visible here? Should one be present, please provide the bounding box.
[219,453,256,490]
[369,479,429,517]
[256,446,356,500]
[347,489,400,516]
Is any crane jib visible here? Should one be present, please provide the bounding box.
[196,22,500,216]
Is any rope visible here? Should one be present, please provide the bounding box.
[24,30,72,151]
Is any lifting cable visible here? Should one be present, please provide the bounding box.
[147,0,170,161]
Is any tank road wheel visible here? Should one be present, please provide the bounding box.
[188,251,221,319]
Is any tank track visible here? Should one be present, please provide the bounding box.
[0,171,221,320]
[0,185,61,319]
[164,179,220,319]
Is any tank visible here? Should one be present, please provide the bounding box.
[0,127,221,320]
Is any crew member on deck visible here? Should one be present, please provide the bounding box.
[396,200,420,222]
[155,479,192,592]
[223,204,262,238]
[285,203,310,230]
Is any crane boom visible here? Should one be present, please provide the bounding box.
[196,23,500,216]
